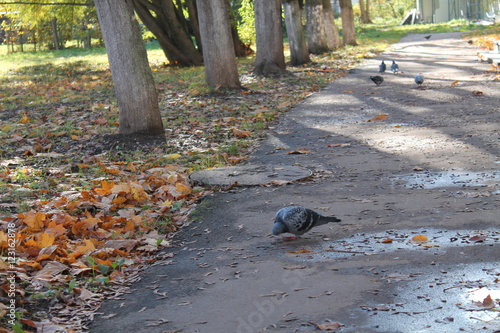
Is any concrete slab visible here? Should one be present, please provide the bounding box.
[189,164,312,186]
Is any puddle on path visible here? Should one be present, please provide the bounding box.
[389,170,500,189]
[345,261,500,333]
[288,228,499,261]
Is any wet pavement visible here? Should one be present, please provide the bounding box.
[91,32,499,333]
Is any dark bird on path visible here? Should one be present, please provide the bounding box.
[379,61,386,73]
[391,60,399,74]
[424,35,431,40]
[414,74,424,87]
[370,75,384,86]
[272,206,341,239]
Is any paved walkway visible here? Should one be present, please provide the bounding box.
[91,32,500,333]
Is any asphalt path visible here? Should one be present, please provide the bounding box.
[91,32,500,333]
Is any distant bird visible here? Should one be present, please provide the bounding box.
[379,61,386,73]
[391,60,399,74]
[424,35,431,40]
[414,74,424,87]
[370,75,384,86]
[272,206,341,238]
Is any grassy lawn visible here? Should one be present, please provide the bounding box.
[0,21,498,331]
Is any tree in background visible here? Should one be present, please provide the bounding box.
[359,0,372,24]
[1,0,99,51]
[339,0,357,46]
[283,0,310,66]
[95,0,164,136]
[305,0,329,54]
[322,0,342,50]
[235,0,255,46]
[196,0,241,89]
[253,0,286,76]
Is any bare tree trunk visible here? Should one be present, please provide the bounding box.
[359,0,372,24]
[322,0,342,49]
[305,0,329,54]
[253,0,286,76]
[366,0,372,22]
[283,0,310,66]
[339,0,357,46]
[50,18,60,50]
[196,0,241,89]
[94,0,164,136]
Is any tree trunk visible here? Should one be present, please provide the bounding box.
[94,0,164,136]
[196,0,241,89]
[322,0,342,50]
[283,0,310,66]
[339,0,357,46]
[253,0,286,76]
[305,0,329,54]
[132,0,203,66]
[359,0,372,24]
[185,0,203,52]
[50,18,60,50]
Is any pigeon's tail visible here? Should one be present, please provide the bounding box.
[317,215,341,226]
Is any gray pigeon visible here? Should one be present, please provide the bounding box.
[370,75,384,86]
[391,60,399,74]
[414,74,424,86]
[379,61,386,73]
[272,206,341,237]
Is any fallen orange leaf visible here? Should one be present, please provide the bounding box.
[19,113,31,124]
[76,239,96,254]
[95,180,114,196]
[21,211,47,230]
[368,114,388,122]
[288,148,310,154]
[287,249,312,254]
[38,232,55,248]
[233,128,252,138]
[411,234,428,243]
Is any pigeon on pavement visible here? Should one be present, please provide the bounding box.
[370,75,384,86]
[424,35,431,40]
[272,206,341,238]
[391,60,399,74]
[414,74,424,87]
[379,61,386,73]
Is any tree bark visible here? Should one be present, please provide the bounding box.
[131,0,204,66]
[359,0,372,24]
[50,18,60,50]
[94,0,164,136]
[305,0,329,54]
[253,0,286,76]
[322,0,342,50]
[196,0,241,89]
[339,0,357,46]
[283,0,310,66]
